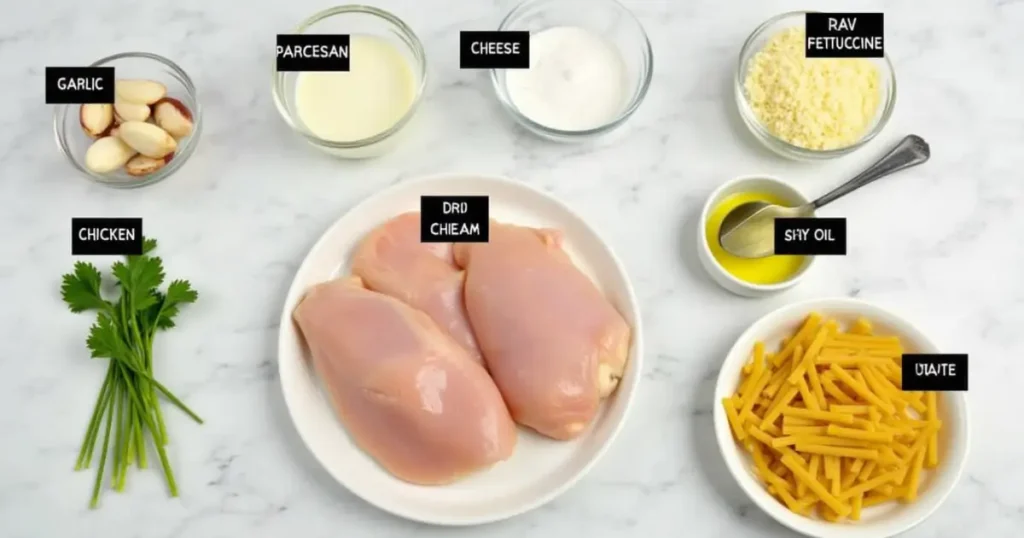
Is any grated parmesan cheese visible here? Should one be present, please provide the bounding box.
[743,27,882,151]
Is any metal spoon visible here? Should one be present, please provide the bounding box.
[718,135,931,259]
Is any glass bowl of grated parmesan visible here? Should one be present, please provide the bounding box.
[735,11,896,160]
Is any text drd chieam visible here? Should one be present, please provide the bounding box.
[420,196,490,243]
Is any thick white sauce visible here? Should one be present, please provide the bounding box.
[295,35,416,142]
[505,26,628,132]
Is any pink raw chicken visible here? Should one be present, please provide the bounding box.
[453,222,631,440]
[352,212,484,364]
[292,277,517,485]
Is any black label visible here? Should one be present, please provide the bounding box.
[45,67,115,104]
[420,196,489,243]
[774,218,847,255]
[72,218,143,255]
[805,13,884,58]
[902,354,968,391]
[460,31,530,69]
[276,34,350,72]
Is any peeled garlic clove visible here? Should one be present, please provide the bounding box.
[153,97,194,138]
[80,104,114,138]
[125,153,173,176]
[117,121,177,158]
[84,136,136,173]
[114,101,151,123]
[115,79,167,105]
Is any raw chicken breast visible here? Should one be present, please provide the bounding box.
[454,222,631,440]
[292,277,517,484]
[352,212,483,364]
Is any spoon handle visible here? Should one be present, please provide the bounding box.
[811,135,931,210]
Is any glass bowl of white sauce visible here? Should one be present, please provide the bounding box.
[272,6,427,159]
[490,0,653,142]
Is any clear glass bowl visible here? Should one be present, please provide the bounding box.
[735,11,897,160]
[490,0,653,142]
[272,5,427,159]
[54,52,202,189]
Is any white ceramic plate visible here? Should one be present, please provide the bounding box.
[278,174,643,525]
[713,298,969,538]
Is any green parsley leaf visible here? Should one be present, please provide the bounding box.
[61,262,112,313]
[112,255,165,312]
[86,314,130,360]
[152,280,199,331]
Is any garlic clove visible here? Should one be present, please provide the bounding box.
[153,98,194,138]
[125,153,173,176]
[113,101,151,123]
[115,79,167,105]
[117,121,177,159]
[84,136,136,173]
[80,104,114,138]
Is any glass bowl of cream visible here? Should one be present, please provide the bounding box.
[490,0,653,142]
[272,5,427,159]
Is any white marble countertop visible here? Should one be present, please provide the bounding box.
[2,0,1021,536]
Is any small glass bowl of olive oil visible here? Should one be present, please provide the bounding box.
[698,175,816,297]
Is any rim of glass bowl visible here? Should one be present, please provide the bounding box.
[271,5,428,150]
[734,10,897,160]
[53,51,202,189]
[489,0,654,139]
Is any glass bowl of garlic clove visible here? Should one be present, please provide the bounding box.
[53,52,202,188]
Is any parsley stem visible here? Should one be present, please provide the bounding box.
[116,363,178,497]
[76,367,114,470]
[134,408,147,469]
[106,351,203,424]
[111,381,124,489]
[89,391,115,509]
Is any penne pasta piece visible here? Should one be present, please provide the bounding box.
[783,425,829,435]
[843,459,865,489]
[829,364,896,415]
[858,461,877,482]
[796,444,880,460]
[772,313,823,367]
[788,322,835,384]
[723,398,748,441]
[821,374,858,405]
[851,493,863,520]
[850,318,873,336]
[752,341,765,380]
[925,391,939,469]
[838,470,902,501]
[781,406,856,424]
[781,454,852,517]
[829,404,871,415]
[739,368,773,421]
[826,424,894,443]
[762,384,800,430]
[795,376,819,412]
[816,355,892,367]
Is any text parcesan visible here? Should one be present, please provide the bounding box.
[276,44,350,59]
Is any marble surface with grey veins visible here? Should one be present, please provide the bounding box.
[1,0,1021,536]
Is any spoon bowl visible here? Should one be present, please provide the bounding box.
[718,135,931,259]
[719,202,812,259]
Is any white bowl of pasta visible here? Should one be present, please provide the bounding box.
[713,298,969,538]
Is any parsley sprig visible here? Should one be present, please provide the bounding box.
[61,237,202,508]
